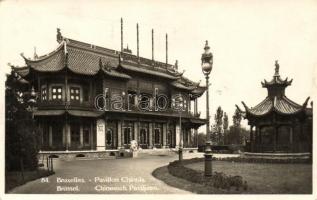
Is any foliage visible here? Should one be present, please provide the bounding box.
[197,132,206,146]
[212,156,311,164]
[168,159,248,191]
[213,106,224,145]
[223,112,229,144]
[5,69,40,171]
[232,107,242,127]
[225,125,249,145]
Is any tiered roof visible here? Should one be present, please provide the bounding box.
[237,61,310,117]
[14,29,206,97]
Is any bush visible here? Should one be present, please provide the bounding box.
[212,156,311,164]
[168,159,248,191]
[6,118,40,171]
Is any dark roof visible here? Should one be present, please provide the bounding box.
[34,110,103,117]
[17,32,205,95]
[120,63,178,80]
[241,96,307,116]
[170,81,195,91]
[238,62,310,117]
[22,43,65,72]
[261,75,292,88]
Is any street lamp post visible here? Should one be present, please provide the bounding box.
[201,40,213,176]
[178,95,184,162]
[178,109,183,162]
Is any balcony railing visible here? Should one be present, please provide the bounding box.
[37,100,203,119]
[37,100,94,110]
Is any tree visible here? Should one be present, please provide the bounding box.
[223,112,229,144]
[214,106,224,145]
[226,107,245,144]
[233,107,242,127]
[5,69,40,171]
[197,132,206,152]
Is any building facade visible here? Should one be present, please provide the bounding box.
[13,29,206,152]
[237,61,313,153]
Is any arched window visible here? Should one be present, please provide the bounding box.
[123,128,131,145]
[154,129,160,144]
[106,129,113,145]
[167,130,172,146]
[140,129,147,144]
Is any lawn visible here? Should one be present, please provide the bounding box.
[185,161,312,194]
[5,169,54,192]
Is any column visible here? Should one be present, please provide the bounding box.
[62,123,66,147]
[96,119,105,151]
[134,122,138,141]
[289,126,293,152]
[149,122,154,148]
[250,125,253,152]
[80,125,83,148]
[273,126,278,152]
[149,122,153,148]
[49,126,53,148]
[90,122,94,150]
[175,124,180,148]
[67,124,71,150]
[162,123,167,148]
[195,128,198,148]
[104,120,108,149]
[117,120,122,149]
[194,99,198,115]
[189,129,192,147]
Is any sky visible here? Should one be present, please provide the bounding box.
[0,0,316,130]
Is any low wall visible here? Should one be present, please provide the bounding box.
[38,150,119,161]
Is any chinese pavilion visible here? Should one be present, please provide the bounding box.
[237,61,312,153]
[10,27,206,153]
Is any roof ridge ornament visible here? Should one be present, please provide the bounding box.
[33,47,38,60]
[57,28,63,43]
[302,97,310,108]
[274,60,280,76]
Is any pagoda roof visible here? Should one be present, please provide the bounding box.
[19,33,188,80]
[261,60,292,88]
[237,61,310,117]
[240,96,309,116]
[15,29,205,95]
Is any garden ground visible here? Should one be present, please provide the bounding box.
[180,160,312,194]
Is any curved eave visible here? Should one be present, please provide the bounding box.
[22,43,66,73]
[242,96,307,118]
[12,66,30,77]
[22,42,65,63]
[102,69,131,79]
[170,81,196,91]
[34,110,104,118]
[190,86,207,99]
[119,63,179,80]
[261,77,293,88]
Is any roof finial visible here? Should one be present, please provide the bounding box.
[57,28,63,43]
[121,18,123,52]
[274,60,280,76]
[175,60,178,70]
[166,33,168,66]
[33,46,38,59]
[204,40,210,50]
[137,23,139,60]
[152,29,154,62]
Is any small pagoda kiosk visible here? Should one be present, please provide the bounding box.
[237,61,312,153]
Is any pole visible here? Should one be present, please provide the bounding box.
[204,74,213,176]
[179,112,183,162]
[206,75,210,141]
